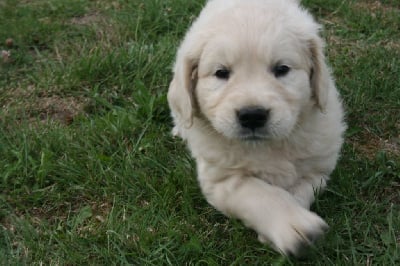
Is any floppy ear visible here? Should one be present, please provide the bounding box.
[167,53,199,132]
[309,38,331,112]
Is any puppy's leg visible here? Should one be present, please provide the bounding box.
[199,175,328,256]
[289,175,328,208]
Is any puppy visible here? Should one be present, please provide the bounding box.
[168,0,346,256]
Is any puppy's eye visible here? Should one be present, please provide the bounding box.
[273,65,290,78]
[215,68,230,80]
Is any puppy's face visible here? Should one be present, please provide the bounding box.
[168,3,329,142]
[196,26,313,141]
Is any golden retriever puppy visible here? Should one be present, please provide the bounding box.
[168,0,346,256]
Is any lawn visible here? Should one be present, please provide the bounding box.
[0,0,399,264]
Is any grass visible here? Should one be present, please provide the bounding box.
[0,0,399,264]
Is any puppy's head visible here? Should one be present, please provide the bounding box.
[168,0,331,141]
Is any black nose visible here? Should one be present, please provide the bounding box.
[237,106,270,130]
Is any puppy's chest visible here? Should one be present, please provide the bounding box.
[239,156,300,189]
[193,134,307,189]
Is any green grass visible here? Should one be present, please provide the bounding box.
[1,0,399,264]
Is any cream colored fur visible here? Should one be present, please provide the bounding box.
[168,0,346,256]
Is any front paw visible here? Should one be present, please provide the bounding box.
[257,207,328,257]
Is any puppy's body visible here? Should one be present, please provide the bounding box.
[168,0,345,256]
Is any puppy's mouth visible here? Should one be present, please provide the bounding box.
[238,129,270,141]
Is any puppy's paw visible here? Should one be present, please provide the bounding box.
[257,207,328,257]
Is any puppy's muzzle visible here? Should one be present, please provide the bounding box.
[237,106,270,131]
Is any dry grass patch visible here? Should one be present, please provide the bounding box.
[32,94,86,125]
[350,130,400,160]
[1,86,87,125]
[354,1,400,14]
[70,12,102,26]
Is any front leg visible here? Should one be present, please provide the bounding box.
[289,174,328,208]
[199,175,328,256]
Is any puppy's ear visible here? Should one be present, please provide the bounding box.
[309,38,331,112]
[167,54,199,131]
